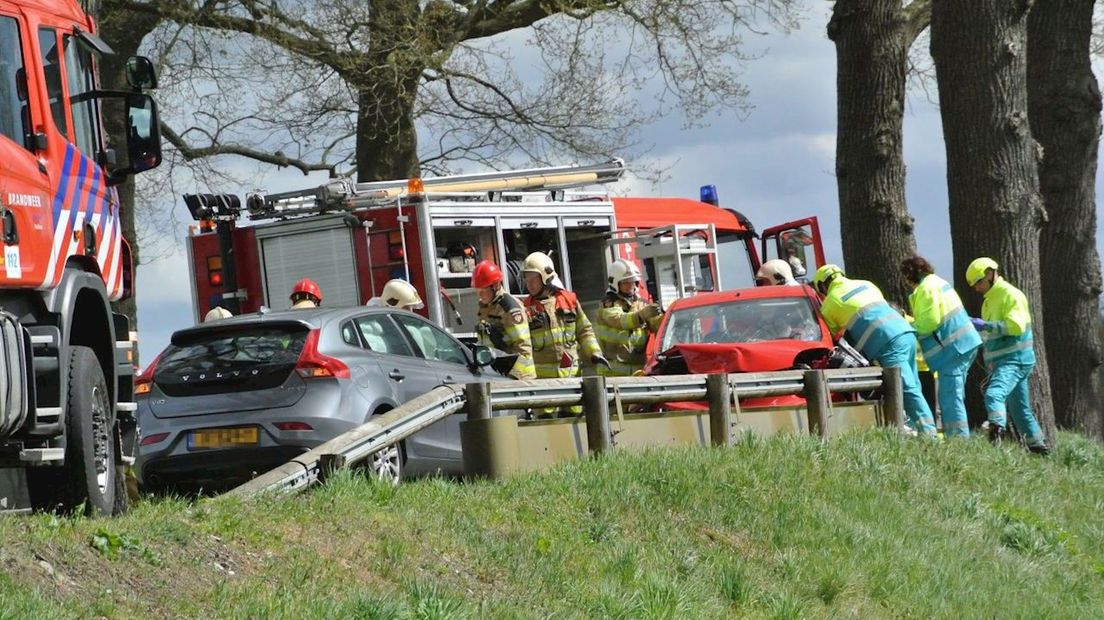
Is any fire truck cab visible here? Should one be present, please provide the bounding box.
[186,161,825,344]
[0,0,162,514]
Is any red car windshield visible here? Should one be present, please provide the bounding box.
[659,297,823,351]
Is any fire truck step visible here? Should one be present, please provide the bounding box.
[116,402,137,413]
[19,448,64,463]
[34,407,61,423]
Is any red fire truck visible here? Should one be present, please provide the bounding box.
[0,0,162,514]
[184,160,825,340]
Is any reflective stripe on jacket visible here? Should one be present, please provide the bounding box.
[907,274,982,371]
[595,292,661,376]
[981,277,1035,366]
[477,291,536,379]
[524,288,601,376]
[819,276,913,361]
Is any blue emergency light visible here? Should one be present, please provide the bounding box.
[699,184,719,206]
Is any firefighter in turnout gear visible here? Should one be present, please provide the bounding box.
[521,252,608,416]
[472,260,536,380]
[596,259,663,376]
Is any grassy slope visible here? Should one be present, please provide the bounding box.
[2,429,1103,619]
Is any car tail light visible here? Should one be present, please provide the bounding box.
[134,352,163,396]
[274,421,313,431]
[140,432,169,446]
[295,329,350,379]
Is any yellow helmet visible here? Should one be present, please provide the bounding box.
[522,252,557,284]
[812,264,843,288]
[965,257,998,286]
[380,279,423,309]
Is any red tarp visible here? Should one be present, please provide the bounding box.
[611,197,748,234]
[663,341,827,374]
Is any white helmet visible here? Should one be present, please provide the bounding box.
[521,252,557,284]
[380,279,424,309]
[607,259,643,291]
[756,259,797,286]
[204,306,233,322]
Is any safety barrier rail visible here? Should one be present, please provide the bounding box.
[229,367,903,498]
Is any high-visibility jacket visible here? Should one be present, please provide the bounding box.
[907,273,982,371]
[477,290,536,379]
[819,276,913,361]
[524,288,602,378]
[980,277,1035,366]
[595,292,662,376]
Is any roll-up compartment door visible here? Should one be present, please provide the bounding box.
[260,227,359,308]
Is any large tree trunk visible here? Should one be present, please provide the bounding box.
[930,0,1057,447]
[1027,0,1104,439]
[355,0,422,182]
[95,5,160,364]
[827,0,920,306]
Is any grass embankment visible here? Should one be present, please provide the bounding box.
[2,429,1103,619]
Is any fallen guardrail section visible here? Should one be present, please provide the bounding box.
[229,367,905,498]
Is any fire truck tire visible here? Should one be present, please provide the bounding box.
[59,346,120,516]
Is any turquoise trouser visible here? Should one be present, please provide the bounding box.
[876,335,937,436]
[935,348,977,438]
[985,361,1046,447]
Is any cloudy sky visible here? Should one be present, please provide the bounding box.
[132,4,1104,364]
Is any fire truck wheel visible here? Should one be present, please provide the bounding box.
[60,346,119,516]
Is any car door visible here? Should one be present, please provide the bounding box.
[392,313,485,465]
[350,313,439,405]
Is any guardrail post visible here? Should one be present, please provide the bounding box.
[582,376,611,455]
[318,453,347,483]
[465,382,491,420]
[880,366,905,428]
[803,370,830,439]
[706,373,732,446]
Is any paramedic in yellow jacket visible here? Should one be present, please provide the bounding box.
[522,252,608,416]
[472,260,536,380]
[596,259,663,376]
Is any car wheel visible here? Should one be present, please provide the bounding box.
[368,442,404,486]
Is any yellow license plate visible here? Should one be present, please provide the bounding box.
[188,426,259,450]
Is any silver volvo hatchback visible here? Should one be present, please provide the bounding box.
[134,306,509,493]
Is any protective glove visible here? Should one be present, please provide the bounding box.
[637,304,663,321]
[591,354,612,370]
[969,317,991,331]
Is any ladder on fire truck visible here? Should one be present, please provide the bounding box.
[247,159,627,220]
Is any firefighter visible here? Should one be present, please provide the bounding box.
[368,278,424,310]
[472,260,536,380]
[595,259,663,376]
[899,256,982,438]
[812,264,936,436]
[755,259,799,286]
[965,257,1048,454]
[290,278,322,309]
[204,306,233,322]
[521,252,608,416]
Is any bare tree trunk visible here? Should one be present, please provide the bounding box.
[930,0,1057,447]
[355,0,423,182]
[95,5,160,363]
[828,0,926,306]
[1027,0,1104,439]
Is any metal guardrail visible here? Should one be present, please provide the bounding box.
[229,367,899,499]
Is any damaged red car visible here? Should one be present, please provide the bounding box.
[644,285,849,408]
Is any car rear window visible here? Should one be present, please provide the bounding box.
[660,297,823,350]
[154,325,308,396]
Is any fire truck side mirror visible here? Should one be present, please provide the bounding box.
[124,94,161,173]
[125,56,158,90]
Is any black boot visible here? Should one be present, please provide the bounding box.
[1028,444,1050,456]
[988,424,1006,444]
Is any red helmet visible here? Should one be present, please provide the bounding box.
[471,260,504,288]
[290,278,322,304]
